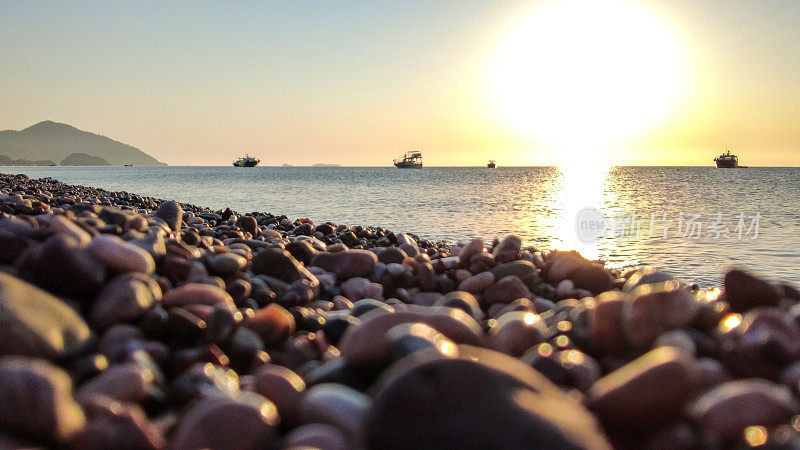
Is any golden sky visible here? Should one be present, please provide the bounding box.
[1,0,799,166]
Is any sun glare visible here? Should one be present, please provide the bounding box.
[550,164,611,260]
[490,0,685,148]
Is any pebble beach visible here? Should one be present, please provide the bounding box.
[1,171,800,449]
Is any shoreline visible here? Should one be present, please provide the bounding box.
[1,171,799,448]
[8,164,800,168]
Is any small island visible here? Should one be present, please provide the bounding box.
[60,152,111,166]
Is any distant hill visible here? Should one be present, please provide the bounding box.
[0,154,57,166]
[0,121,165,166]
[61,152,110,166]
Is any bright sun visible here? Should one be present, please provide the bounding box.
[490,0,685,150]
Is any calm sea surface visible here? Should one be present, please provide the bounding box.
[4,165,799,287]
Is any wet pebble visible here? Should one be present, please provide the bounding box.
[0,272,91,359]
[545,252,585,283]
[416,262,437,291]
[457,238,484,267]
[310,249,377,280]
[341,277,383,302]
[586,291,629,355]
[299,383,371,436]
[556,349,601,392]
[434,290,484,321]
[587,346,702,433]
[88,234,155,274]
[0,356,86,443]
[410,291,442,306]
[162,283,236,309]
[350,298,394,317]
[483,275,532,304]
[285,240,316,265]
[244,303,296,346]
[339,306,483,369]
[623,281,700,349]
[622,266,675,292]
[322,313,359,345]
[457,271,495,293]
[385,322,458,360]
[76,361,157,404]
[155,201,183,232]
[91,272,161,329]
[377,247,407,265]
[570,263,614,295]
[252,248,317,285]
[492,234,522,261]
[489,260,540,288]
[236,215,259,236]
[718,307,800,378]
[282,423,349,450]
[49,214,92,246]
[71,394,165,450]
[724,268,781,312]
[489,311,549,357]
[205,303,240,343]
[170,363,240,404]
[28,233,107,299]
[251,364,306,426]
[364,345,611,449]
[688,379,798,442]
[209,252,246,275]
[172,392,279,450]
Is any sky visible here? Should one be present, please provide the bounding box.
[1,0,799,166]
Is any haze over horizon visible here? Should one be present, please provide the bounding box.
[2,0,799,166]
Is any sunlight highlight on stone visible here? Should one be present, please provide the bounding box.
[743,426,768,447]
[718,313,743,334]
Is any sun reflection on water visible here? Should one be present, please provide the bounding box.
[548,163,612,260]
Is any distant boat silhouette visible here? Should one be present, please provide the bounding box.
[714,149,747,168]
[233,154,260,167]
[393,151,422,168]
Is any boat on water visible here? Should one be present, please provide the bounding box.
[714,149,738,168]
[487,160,496,168]
[233,154,260,167]
[393,151,422,168]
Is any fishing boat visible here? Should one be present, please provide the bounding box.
[233,154,260,167]
[487,160,496,168]
[714,149,738,168]
[393,151,422,168]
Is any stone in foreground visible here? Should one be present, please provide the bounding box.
[0,357,86,444]
[364,345,612,450]
[0,273,92,359]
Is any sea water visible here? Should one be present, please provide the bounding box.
[5,165,799,287]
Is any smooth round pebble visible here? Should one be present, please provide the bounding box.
[299,383,371,436]
[172,392,279,450]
